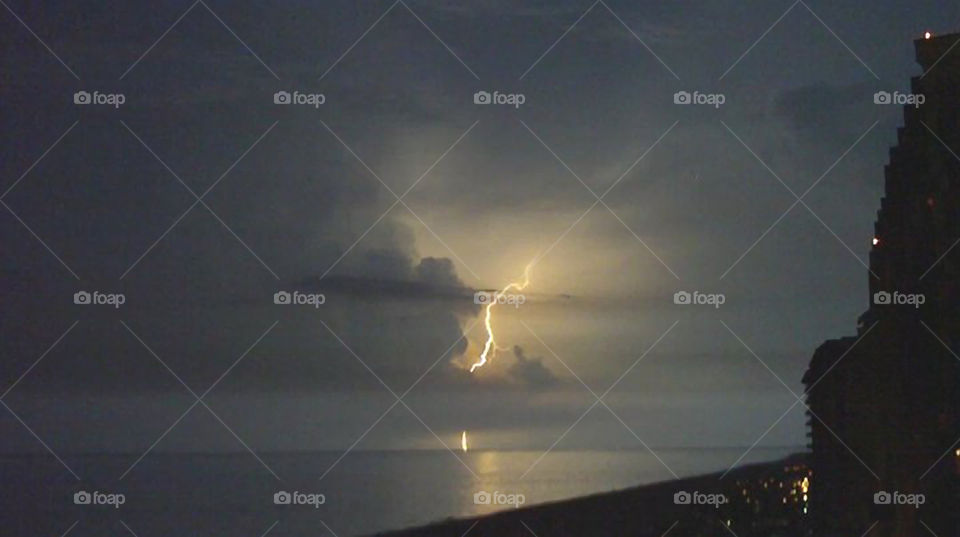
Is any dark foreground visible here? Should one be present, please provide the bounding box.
[378,455,812,537]
[375,454,811,537]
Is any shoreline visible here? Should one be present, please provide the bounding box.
[374,453,811,537]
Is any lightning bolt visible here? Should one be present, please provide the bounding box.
[469,262,533,373]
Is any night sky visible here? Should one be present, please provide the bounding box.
[2,0,958,458]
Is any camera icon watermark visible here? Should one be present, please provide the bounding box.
[274,290,325,308]
[474,291,525,308]
[73,290,126,308]
[873,91,924,108]
[273,490,325,508]
[673,490,727,508]
[873,490,924,509]
[673,290,725,309]
[73,490,125,508]
[673,90,725,108]
[473,90,525,108]
[473,490,525,508]
[73,90,126,108]
[872,290,924,308]
[274,90,325,108]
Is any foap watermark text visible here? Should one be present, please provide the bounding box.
[74,490,125,508]
[673,290,725,308]
[474,490,525,508]
[874,490,924,509]
[674,90,725,108]
[474,291,525,308]
[274,291,325,308]
[474,90,525,108]
[674,490,728,508]
[74,90,125,108]
[874,91,924,108]
[274,490,325,508]
[74,290,125,308]
[274,90,326,108]
[873,291,924,308]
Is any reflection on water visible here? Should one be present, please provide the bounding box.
[461,448,799,517]
[1,447,798,536]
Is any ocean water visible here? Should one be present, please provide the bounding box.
[2,447,797,536]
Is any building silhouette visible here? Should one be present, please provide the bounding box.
[803,32,960,537]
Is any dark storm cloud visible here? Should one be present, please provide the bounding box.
[414,257,462,287]
[505,345,560,387]
[770,81,896,168]
[1,260,481,396]
[0,0,498,401]
[4,0,960,453]
[773,82,872,132]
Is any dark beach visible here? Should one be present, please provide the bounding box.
[376,454,811,537]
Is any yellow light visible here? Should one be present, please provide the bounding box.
[461,430,468,452]
[470,262,534,372]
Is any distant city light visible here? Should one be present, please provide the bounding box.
[872,237,880,246]
[925,32,933,39]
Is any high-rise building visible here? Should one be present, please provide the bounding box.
[803,32,960,537]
